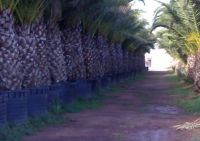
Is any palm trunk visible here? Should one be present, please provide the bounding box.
[101,37,110,76]
[0,9,21,90]
[16,24,39,88]
[193,52,200,91]
[31,19,51,86]
[108,43,117,76]
[96,36,109,77]
[115,44,123,75]
[93,36,102,78]
[62,24,86,81]
[187,54,196,79]
[47,23,67,83]
[82,33,97,80]
[122,48,129,74]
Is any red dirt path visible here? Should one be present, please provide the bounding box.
[23,71,200,141]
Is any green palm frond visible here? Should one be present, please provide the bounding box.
[15,0,47,25]
[0,0,19,11]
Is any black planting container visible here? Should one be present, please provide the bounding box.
[101,76,110,89]
[28,87,48,117]
[88,78,102,93]
[119,73,125,82]
[110,74,117,84]
[75,80,92,100]
[0,92,7,127]
[48,84,65,106]
[115,74,120,83]
[59,82,73,104]
[68,81,78,101]
[7,90,28,124]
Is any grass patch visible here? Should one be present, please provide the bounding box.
[124,74,145,86]
[0,113,64,141]
[65,99,102,113]
[180,97,200,113]
[104,74,145,94]
[166,73,200,113]
[166,73,193,96]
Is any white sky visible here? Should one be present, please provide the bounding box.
[133,0,173,71]
[134,0,170,26]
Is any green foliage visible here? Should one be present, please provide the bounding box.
[15,0,47,25]
[0,114,63,141]
[153,0,200,63]
[65,99,102,113]
[0,0,19,11]
[62,0,154,53]
[0,0,154,54]
[166,73,200,113]
[180,97,200,113]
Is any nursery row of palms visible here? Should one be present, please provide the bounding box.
[152,0,200,89]
[0,0,153,90]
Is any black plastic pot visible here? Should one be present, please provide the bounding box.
[0,92,7,127]
[75,80,92,100]
[88,78,102,93]
[7,90,28,124]
[101,76,111,89]
[48,84,64,106]
[110,74,117,84]
[68,81,78,101]
[28,87,48,117]
[59,82,72,104]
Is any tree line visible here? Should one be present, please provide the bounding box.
[0,0,153,90]
[153,0,200,90]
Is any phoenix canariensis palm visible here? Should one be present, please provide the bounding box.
[14,0,51,88]
[152,0,200,88]
[0,0,22,90]
[45,0,68,84]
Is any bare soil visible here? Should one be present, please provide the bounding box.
[23,71,200,141]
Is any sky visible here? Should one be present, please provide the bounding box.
[134,0,173,71]
[134,0,170,26]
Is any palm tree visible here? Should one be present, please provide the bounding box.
[44,0,68,84]
[14,0,51,88]
[152,0,200,87]
[61,23,86,81]
[0,0,153,90]
[0,0,22,90]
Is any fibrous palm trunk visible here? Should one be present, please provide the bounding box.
[108,43,118,76]
[47,23,67,83]
[62,24,86,81]
[122,48,129,74]
[131,53,137,73]
[193,52,200,91]
[187,54,196,80]
[0,9,21,90]
[96,36,109,77]
[128,51,133,73]
[16,24,39,88]
[82,33,98,80]
[31,19,51,86]
[115,44,123,75]
[95,36,104,78]
[103,39,111,76]
[139,54,145,71]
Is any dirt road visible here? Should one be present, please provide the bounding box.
[23,71,200,141]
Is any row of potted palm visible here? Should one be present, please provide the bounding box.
[0,0,153,91]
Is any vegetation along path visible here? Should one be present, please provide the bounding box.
[23,72,200,141]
